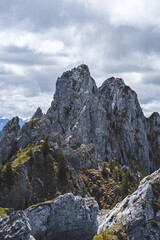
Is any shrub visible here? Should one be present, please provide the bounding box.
[111,194,120,209]
[108,158,114,173]
[113,169,118,182]
[118,169,123,182]
[29,119,34,129]
[0,165,3,184]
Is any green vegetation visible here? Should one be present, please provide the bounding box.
[113,169,118,182]
[42,136,50,155]
[111,194,120,209]
[12,144,42,166]
[108,158,114,173]
[151,180,160,213]
[3,162,15,185]
[0,165,3,184]
[93,224,127,240]
[121,174,129,198]
[101,162,108,180]
[57,149,68,181]
[0,207,8,218]
[29,119,35,129]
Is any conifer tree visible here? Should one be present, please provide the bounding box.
[121,174,129,198]
[42,136,50,155]
[3,162,14,185]
[57,149,68,180]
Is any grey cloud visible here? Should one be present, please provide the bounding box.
[0,0,93,31]
[141,73,160,85]
[0,1,160,117]
[0,68,56,98]
[0,46,56,66]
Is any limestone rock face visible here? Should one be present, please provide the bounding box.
[97,168,160,240]
[0,116,20,164]
[1,64,160,173]
[0,210,35,240]
[26,193,99,240]
[99,77,151,171]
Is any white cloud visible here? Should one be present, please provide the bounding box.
[0,0,160,118]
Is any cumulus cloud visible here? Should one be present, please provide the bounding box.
[0,0,160,118]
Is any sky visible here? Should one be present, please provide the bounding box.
[0,0,160,118]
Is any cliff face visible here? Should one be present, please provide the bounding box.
[1,64,158,172]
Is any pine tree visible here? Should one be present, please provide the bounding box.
[121,174,129,198]
[0,165,3,184]
[3,162,14,185]
[113,169,118,182]
[42,136,50,155]
[57,149,68,180]
[108,158,114,173]
[102,162,108,180]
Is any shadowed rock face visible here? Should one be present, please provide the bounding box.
[26,193,99,240]
[97,168,160,240]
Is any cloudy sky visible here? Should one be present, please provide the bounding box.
[0,0,160,118]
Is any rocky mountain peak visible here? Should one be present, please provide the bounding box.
[149,112,160,125]
[0,64,160,173]
[1,116,20,138]
[0,116,20,164]
[53,64,97,102]
[32,107,43,120]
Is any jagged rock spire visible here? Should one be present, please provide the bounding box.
[0,116,20,164]
[31,107,43,120]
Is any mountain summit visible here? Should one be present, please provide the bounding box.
[0,64,160,174]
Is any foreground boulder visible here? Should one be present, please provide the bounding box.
[96,168,160,240]
[0,210,35,240]
[26,193,99,240]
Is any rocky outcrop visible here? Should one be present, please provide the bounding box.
[32,107,44,120]
[0,194,98,240]
[0,116,20,164]
[0,210,35,240]
[97,168,160,240]
[26,193,98,240]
